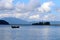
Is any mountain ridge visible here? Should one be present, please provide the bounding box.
[1,17,30,24]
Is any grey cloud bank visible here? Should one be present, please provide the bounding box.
[0,0,56,22]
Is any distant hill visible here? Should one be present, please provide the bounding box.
[1,17,30,24]
[50,21,60,24]
[0,20,9,25]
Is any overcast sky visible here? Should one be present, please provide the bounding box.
[0,0,60,22]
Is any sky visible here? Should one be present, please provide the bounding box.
[0,0,60,22]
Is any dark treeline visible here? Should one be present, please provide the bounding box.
[32,22,50,25]
[0,20,9,25]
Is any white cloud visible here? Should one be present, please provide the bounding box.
[15,2,26,13]
[43,14,55,21]
[15,0,40,13]
[4,0,13,8]
[0,0,14,10]
[0,0,56,22]
[0,13,23,19]
[0,12,31,20]
[37,1,54,13]
[27,0,40,10]
[55,7,60,13]
[29,14,40,19]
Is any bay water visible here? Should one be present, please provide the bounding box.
[0,25,60,40]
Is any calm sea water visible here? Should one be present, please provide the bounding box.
[0,25,60,40]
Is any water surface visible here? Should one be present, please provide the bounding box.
[0,25,60,40]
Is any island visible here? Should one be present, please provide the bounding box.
[0,20,19,28]
[32,22,50,25]
[0,20,9,25]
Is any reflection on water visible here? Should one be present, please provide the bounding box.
[0,25,60,40]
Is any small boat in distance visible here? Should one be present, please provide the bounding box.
[11,25,19,28]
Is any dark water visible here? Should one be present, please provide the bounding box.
[0,25,60,40]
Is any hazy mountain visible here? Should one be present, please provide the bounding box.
[1,17,30,24]
[1,17,59,24]
[50,21,60,24]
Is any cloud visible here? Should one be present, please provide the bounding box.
[4,0,13,8]
[37,1,54,13]
[15,0,40,13]
[27,14,41,21]
[29,14,40,19]
[27,0,40,10]
[0,0,56,22]
[0,12,30,19]
[0,13,23,19]
[55,7,60,13]
[0,0,14,10]
[43,14,55,21]
[15,2,26,13]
